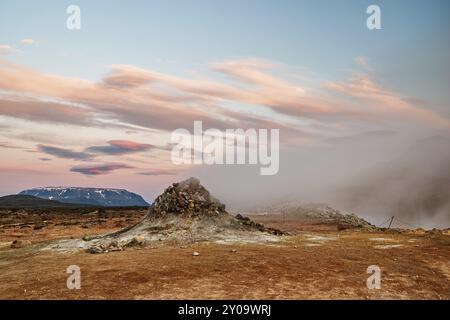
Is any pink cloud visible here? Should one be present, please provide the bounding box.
[102,65,155,88]
[86,140,155,155]
[70,163,133,175]
[1,57,448,149]
[327,73,450,128]
[0,97,90,126]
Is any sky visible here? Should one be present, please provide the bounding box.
[0,1,449,226]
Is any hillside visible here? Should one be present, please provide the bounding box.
[0,195,81,208]
[20,187,149,207]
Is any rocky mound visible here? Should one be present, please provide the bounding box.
[290,204,373,229]
[251,202,373,229]
[146,177,226,218]
[74,178,284,253]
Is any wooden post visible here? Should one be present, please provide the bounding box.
[388,216,394,229]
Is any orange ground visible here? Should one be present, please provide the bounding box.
[0,209,448,299]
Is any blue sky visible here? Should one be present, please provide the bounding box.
[0,0,449,212]
[1,0,449,112]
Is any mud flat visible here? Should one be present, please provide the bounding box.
[0,228,449,299]
[0,179,448,299]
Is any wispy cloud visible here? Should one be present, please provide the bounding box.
[0,141,24,149]
[0,45,18,55]
[86,140,154,155]
[20,39,36,46]
[102,65,154,88]
[3,56,446,139]
[327,72,450,127]
[37,139,158,161]
[137,169,178,176]
[1,57,449,180]
[70,163,133,175]
[37,144,92,160]
[0,97,91,126]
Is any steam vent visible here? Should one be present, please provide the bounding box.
[83,178,284,253]
[147,177,227,218]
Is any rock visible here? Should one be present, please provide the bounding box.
[430,228,442,235]
[147,177,227,219]
[107,240,123,251]
[34,222,47,230]
[235,213,284,235]
[87,245,103,254]
[230,249,237,253]
[412,228,426,235]
[125,235,146,247]
[192,251,200,256]
[10,240,32,248]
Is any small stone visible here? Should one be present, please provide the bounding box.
[125,235,146,247]
[34,222,47,230]
[10,240,32,249]
[87,246,103,254]
[230,249,237,253]
[192,251,200,256]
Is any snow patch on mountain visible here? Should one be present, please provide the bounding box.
[19,187,149,207]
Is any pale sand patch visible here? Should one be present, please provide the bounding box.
[374,244,404,249]
[304,235,338,242]
[369,237,395,242]
[0,242,12,249]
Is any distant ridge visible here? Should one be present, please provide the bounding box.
[19,187,149,207]
[0,195,83,208]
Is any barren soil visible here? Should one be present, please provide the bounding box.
[0,209,448,299]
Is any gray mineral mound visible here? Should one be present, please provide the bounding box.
[287,204,372,228]
[253,202,373,228]
[51,178,284,253]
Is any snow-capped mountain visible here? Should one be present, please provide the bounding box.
[19,187,149,206]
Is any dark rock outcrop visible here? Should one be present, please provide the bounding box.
[147,177,226,218]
